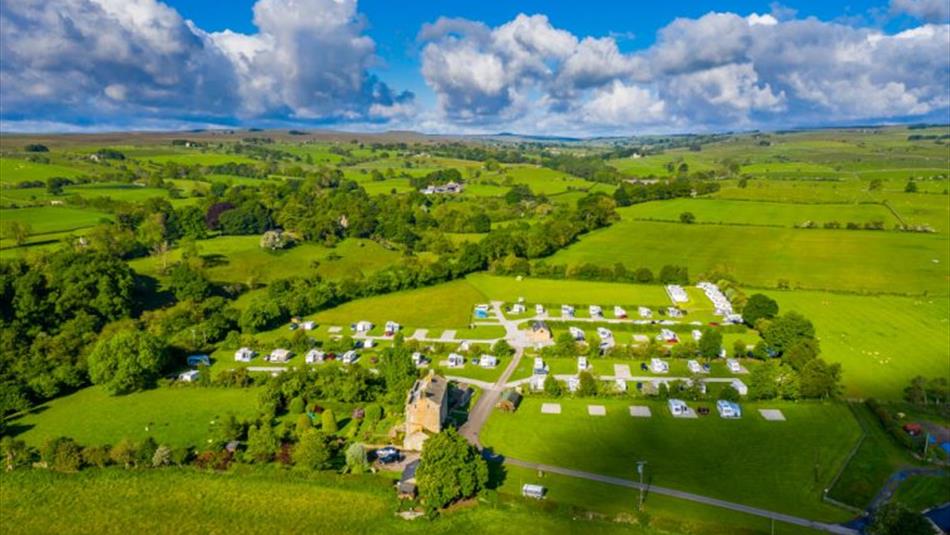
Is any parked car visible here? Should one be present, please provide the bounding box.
[640,362,649,372]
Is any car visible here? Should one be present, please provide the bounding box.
[697,407,710,416]
[640,362,649,372]
[375,447,400,464]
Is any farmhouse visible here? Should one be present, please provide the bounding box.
[268,348,292,363]
[497,389,523,412]
[187,354,210,367]
[354,320,374,334]
[526,320,553,344]
[561,304,575,318]
[305,349,325,364]
[668,399,689,416]
[650,358,670,374]
[717,400,742,418]
[178,370,199,382]
[614,306,627,319]
[234,347,255,362]
[447,353,465,368]
[569,326,585,341]
[404,372,448,450]
[341,350,359,365]
[589,305,603,318]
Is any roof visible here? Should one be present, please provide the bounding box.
[400,459,420,483]
[499,389,522,405]
[408,373,447,407]
[531,320,550,331]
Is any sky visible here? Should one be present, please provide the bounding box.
[1,0,948,136]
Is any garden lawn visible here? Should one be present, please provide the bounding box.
[8,386,260,448]
[768,291,950,400]
[481,398,860,521]
[548,219,949,294]
[891,473,950,511]
[0,467,662,535]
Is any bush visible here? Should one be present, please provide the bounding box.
[293,430,332,470]
[288,396,305,414]
[81,445,111,468]
[321,409,338,433]
[718,385,740,402]
[152,445,172,467]
[42,437,83,472]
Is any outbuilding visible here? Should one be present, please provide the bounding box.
[522,484,546,499]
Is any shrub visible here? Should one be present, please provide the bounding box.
[321,409,338,433]
[152,445,172,467]
[42,437,83,473]
[81,445,111,468]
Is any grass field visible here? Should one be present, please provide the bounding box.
[0,205,111,235]
[311,278,488,330]
[826,404,921,509]
[481,398,860,521]
[466,274,672,306]
[624,199,898,228]
[0,467,673,535]
[891,473,950,511]
[549,218,949,294]
[129,237,400,286]
[8,386,261,448]
[768,291,950,399]
[0,156,87,182]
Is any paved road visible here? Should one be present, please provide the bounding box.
[459,302,527,447]
[502,456,858,535]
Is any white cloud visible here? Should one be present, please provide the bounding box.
[418,10,950,133]
[889,0,950,22]
[0,0,412,126]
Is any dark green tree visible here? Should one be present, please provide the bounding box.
[416,428,489,509]
[742,294,779,325]
[87,328,168,394]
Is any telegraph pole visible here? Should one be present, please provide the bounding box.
[636,461,647,511]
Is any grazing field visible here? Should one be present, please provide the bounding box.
[549,219,949,294]
[129,237,399,285]
[768,291,950,399]
[311,278,488,330]
[8,386,260,448]
[142,152,258,165]
[624,199,897,228]
[0,205,111,234]
[481,398,860,521]
[0,468,666,535]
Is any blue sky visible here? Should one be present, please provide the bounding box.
[1,0,948,135]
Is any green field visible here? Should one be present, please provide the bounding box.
[129,236,400,286]
[466,273,672,306]
[0,156,87,182]
[9,386,260,448]
[482,398,859,520]
[0,468,665,535]
[624,199,897,228]
[891,473,950,511]
[768,291,950,399]
[549,218,949,294]
[311,278,488,330]
[0,205,111,235]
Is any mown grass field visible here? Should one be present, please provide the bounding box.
[768,291,950,399]
[8,386,260,448]
[624,199,898,228]
[129,236,400,286]
[482,398,860,521]
[311,278,487,330]
[0,467,679,535]
[891,473,950,511]
[549,218,949,294]
[0,156,87,182]
[466,274,672,307]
